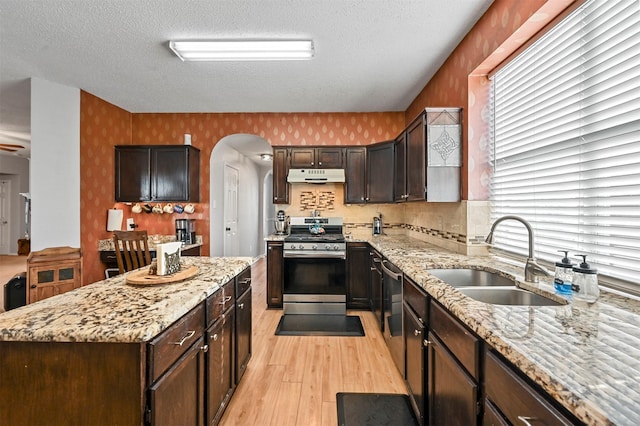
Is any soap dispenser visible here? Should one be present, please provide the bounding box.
[572,254,599,302]
[553,250,574,295]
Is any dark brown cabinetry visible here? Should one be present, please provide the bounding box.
[484,350,579,425]
[346,242,371,309]
[406,113,427,201]
[427,300,481,426]
[403,276,429,425]
[394,132,407,202]
[370,249,384,331]
[272,147,290,204]
[266,241,284,308]
[344,147,367,203]
[115,145,200,202]
[367,141,395,203]
[206,305,235,425]
[290,147,344,168]
[235,267,252,383]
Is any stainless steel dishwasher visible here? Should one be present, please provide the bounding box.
[381,259,404,376]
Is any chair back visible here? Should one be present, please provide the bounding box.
[112,230,152,274]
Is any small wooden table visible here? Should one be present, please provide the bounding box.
[27,246,82,304]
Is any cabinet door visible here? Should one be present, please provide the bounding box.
[370,251,383,331]
[404,302,426,425]
[394,133,407,202]
[206,308,235,425]
[346,243,371,309]
[115,146,151,201]
[367,141,395,203]
[406,113,426,201]
[344,147,367,204]
[148,336,205,426]
[235,288,252,384]
[316,147,344,168]
[266,242,283,308]
[272,147,289,204]
[152,146,199,201]
[290,148,316,167]
[427,332,479,426]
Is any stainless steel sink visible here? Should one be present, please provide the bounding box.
[458,287,564,306]
[427,268,516,288]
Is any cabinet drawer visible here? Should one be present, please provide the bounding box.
[429,301,480,380]
[206,279,235,325]
[148,302,205,382]
[403,276,428,323]
[235,267,252,298]
[485,350,577,426]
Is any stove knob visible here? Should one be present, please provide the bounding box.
[333,244,340,250]
[312,244,318,250]
[298,244,305,250]
[325,244,331,250]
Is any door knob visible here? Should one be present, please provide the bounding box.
[226,227,231,231]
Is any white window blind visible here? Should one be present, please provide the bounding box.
[490,0,640,286]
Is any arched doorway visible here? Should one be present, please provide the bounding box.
[209,134,272,257]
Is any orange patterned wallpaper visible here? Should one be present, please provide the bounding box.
[80,105,402,284]
[406,0,576,200]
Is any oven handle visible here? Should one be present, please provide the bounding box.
[381,260,403,281]
[283,252,346,260]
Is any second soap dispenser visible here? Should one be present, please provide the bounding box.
[572,254,599,302]
[553,250,574,295]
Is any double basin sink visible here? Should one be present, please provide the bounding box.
[427,268,564,306]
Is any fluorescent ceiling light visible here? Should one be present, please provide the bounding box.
[169,40,314,61]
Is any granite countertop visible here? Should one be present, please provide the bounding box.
[99,234,203,251]
[363,235,639,426]
[0,256,253,343]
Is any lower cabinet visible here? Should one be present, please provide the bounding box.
[206,307,235,425]
[347,242,371,309]
[148,335,206,426]
[266,241,283,308]
[370,249,384,331]
[235,287,252,383]
[403,276,428,425]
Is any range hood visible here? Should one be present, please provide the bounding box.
[287,168,345,183]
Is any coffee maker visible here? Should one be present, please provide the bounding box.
[175,219,196,244]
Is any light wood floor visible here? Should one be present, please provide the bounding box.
[220,257,407,426]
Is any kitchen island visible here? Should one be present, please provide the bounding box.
[0,256,253,425]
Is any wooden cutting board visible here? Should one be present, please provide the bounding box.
[126,265,198,286]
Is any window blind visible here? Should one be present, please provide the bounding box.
[490,0,640,286]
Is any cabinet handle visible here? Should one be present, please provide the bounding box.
[211,333,219,341]
[219,296,233,304]
[517,416,538,426]
[423,339,431,347]
[311,162,315,166]
[365,197,369,201]
[200,344,209,353]
[239,278,251,285]
[414,329,422,336]
[238,303,245,309]
[172,330,196,346]
[318,161,322,166]
[30,285,37,289]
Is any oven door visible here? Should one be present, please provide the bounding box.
[283,256,346,295]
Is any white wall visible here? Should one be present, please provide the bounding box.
[210,139,265,257]
[30,78,80,251]
[0,156,30,253]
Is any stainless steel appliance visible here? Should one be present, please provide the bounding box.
[274,210,289,235]
[175,219,196,244]
[382,259,404,374]
[283,216,346,315]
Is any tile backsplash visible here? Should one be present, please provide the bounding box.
[278,183,490,255]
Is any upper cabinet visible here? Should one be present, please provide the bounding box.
[272,147,290,204]
[344,147,367,203]
[396,108,462,203]
[366,141,394,203]
[115,145,200,202]
[290,147,345,168]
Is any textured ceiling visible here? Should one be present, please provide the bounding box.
[0,0,493,158]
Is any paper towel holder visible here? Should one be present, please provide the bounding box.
[107,208,124,232]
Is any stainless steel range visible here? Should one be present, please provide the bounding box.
[283,217,346,315]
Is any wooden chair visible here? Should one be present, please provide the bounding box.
[112,230,152,275]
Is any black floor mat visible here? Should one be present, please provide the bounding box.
[336,393,418,426]
[275,314,365,336]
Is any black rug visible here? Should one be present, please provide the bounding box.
[275,314,365,336]
[337,393,418,426]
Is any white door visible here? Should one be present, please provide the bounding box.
[223,165,239,256]
[0,180,10,254]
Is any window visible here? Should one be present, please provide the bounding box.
[490,0,640,288]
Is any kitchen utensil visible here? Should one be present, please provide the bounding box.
[152,204,163,214]
[132,203,142,214]
[174,204,184,213]
[142,204,153,213]
[184,203,195,214]
[163,203,174,214]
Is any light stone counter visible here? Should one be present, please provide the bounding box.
[0,256,253,343]
[365,235,639,426]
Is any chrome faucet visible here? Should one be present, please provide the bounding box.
[485,215,551,283]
